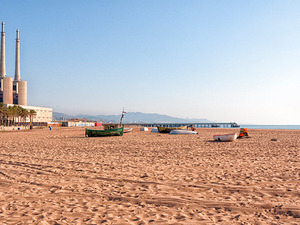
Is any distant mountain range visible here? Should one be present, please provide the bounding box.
[53,112,211,123]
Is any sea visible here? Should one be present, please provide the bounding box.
[239,125,300,130]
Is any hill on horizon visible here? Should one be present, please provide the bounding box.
[53,112,212,123]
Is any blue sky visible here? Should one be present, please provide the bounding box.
[1,0,299,124]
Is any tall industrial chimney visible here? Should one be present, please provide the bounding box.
[14,29,20,81]
[0,22,6,78]
[12,29,27,106]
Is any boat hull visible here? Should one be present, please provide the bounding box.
[151,128,158,133]
[170,130,198,135]
[123,128,133,133]
[213,133,237,142]
[157,126,187,133]
[85,127,124,137]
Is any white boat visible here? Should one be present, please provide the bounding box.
[140,127,149,131]
[170,130,198,135]
[213,133,237,142]
[123,128,133,133]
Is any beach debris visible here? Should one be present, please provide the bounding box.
[271,138,278,141]
[140,173,149,178]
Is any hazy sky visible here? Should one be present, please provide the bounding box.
[1,1,299,124]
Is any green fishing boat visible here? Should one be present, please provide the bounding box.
[85,126,124,137]
[85,109,127,137]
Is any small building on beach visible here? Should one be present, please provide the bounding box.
[62,121,96,127]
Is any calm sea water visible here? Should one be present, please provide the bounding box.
[240,125,300,130]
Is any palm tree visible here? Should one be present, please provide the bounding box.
[5,106,13,126]
[7,106,12,126]
[28,109,37,125]
[0,103,5,125]
[11,105,18,126]
[16,105,23,125]
[0,105,36,127]
[20,108,29,124]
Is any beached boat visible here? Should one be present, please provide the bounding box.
[85,127,124,137]
[170,130,198,135]
[157,126,187,133]
[151,127,158,133]
[86,109,127,137]
[85,126,124,137]
[140,127,149,131]
[213,133,237,142]
[124,128,133,133]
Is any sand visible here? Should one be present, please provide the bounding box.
[0,127,299,224]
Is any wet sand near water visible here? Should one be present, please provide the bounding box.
[0,127,299,224]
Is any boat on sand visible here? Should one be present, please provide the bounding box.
[85,109,126,137]
[124,128,133,133]
[170,130,198,135]
[157,126,187,133]
[151,127,158,133]
[85,126,124,137]
[213,133,237,142]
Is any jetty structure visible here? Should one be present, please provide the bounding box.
[124,122,240,128]
[0,22,52,123]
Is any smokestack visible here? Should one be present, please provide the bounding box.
[17,80,27,106]
[14,29,20,81]
[0,22,6,78]
[3,77,13,104]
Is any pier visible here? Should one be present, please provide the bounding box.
[123,122,240,128]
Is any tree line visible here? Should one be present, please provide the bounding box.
[0,103,37,126]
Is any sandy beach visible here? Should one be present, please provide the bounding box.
[0,127,299,224]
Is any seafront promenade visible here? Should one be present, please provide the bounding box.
[0,125,29,131]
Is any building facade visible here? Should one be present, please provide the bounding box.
[5,104,53,123]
